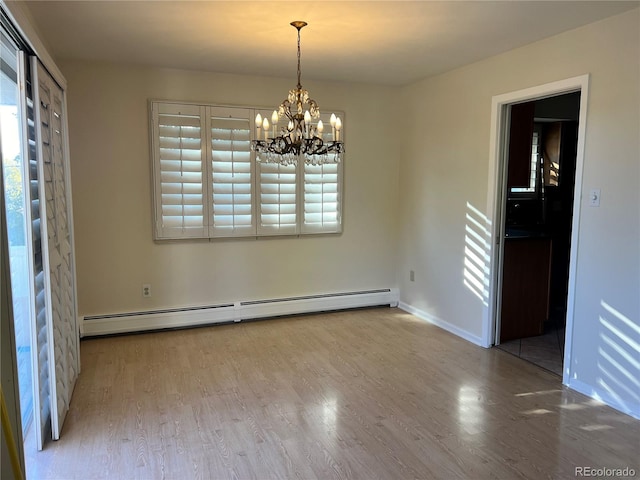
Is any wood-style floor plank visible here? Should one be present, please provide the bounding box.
[26,308,639,479]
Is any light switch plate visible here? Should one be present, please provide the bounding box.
[589,189,601,207]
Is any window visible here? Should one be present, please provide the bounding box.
[210,107,254,237]
[153,103,207,238]
[510,123,542,195]
[257,161,298,235]
[303,162,341,234]
[150,101,343,240]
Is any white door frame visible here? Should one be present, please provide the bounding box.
[482,74,590,386]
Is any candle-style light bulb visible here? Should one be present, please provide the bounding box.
[263,118,269,141]
[330,113,337,139]
[271,111,278,137]
[304,111,311,138]
[317,120,324,139]
[335,117,342,142]
[255,113,262,138]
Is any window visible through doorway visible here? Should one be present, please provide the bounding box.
[510,123,542,195]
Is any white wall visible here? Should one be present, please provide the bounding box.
[398,9,640,416]
[60,61,401,316]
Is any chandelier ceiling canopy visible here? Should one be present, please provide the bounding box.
[251,21,344,166]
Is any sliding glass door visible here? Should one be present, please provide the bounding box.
[1,29,34,436]
[1,15,79,450]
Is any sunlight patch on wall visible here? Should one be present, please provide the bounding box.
[463,202,491,306]
[596,300,640,411]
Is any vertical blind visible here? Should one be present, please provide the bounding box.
[151,102,343,240]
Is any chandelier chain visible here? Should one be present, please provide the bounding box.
[296,26,302,89]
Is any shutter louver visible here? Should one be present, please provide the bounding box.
[153,104,207,239]
[210,108,255,237]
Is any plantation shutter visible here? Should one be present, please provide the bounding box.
[302,162,342,234]
[34,59,79,441]
[301,111,343,234]
[152,103,207,239]
[10,49,53,451]
[257,161,298,235]
[209,107,255,237]
[150,102,344,239]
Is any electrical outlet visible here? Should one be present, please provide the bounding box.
[142,284,151,297]
[410,270,415,282]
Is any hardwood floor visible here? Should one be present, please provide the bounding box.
[26,308,639,479]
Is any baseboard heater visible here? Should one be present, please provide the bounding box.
[81,288,399,337]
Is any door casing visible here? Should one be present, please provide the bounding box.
[482,74,590,386]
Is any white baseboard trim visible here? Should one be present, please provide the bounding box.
[82,288,399,337]
[566,378,640,420]
[398,301,484,347]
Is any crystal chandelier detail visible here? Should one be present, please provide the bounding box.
[251,21,344,166]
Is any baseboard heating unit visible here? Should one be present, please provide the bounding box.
[81,288,399,337]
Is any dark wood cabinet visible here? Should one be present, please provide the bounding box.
[507,101,536,188]
[542,121,578,187]
[500,237,552,343]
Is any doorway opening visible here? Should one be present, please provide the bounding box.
[496,92,581,375]
[483,75,589,384]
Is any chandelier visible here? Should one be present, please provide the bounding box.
[251,21,344,166]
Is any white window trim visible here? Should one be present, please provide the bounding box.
[150,100,344,241]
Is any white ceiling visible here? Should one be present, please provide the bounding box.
[21,0,639,86]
